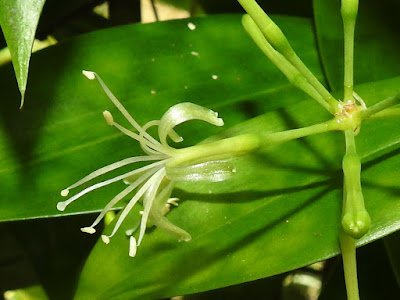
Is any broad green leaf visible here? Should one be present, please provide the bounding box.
[74,76,400,300]
[0,0,46,106]
[384,231,400,286]
[0,15,323,222]
[313,0,400,91]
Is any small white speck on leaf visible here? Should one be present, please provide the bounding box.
[191,51,199,57]
[188,22,196,30]
[151,90,157,94]
[212,75,218,80]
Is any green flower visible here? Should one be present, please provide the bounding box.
[57,71,237,257]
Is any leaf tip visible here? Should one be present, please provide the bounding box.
[19,90,25,109]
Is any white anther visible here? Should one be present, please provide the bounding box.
[56,202,67,212]
[82,70,96,80]
[101,235,110,244]
[81,227,96,234]
[167,198,180,206]
[103,110,114,125]
[60,189,69,197]
[129,236,137,257]
[187,22,196,30]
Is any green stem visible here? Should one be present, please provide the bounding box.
[171,117,344,167]
[341,0,359,101]
[237,0,340,112]
[242,15,334,114]
[361,94,400,119]
[340,231,360,300]
[367,107,400,120]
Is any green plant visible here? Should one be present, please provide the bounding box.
[0,0,399,299]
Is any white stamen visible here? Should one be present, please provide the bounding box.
[59,160,167,210]
[112,121,169,155]
[137,169,166,246]
[103,110,114,125]
[162,203,171,215]
[81,227,96,234]
[64,155,165,192]
[60,189,69,197]
[87,167,161,229]
[56,201,67,211]
[82,70,95,80]
[107,169,165,239]
[187,22,196,30]
[101,235,110,244]
[167,198,179,206]
[139,211,144,215]
[129,236,137,257]
[85,71,161,147]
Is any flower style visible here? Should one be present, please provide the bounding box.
[57,70,239,257]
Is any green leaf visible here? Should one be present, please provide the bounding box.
[313,0,400,91]
[0,0,46,106]
[74,76,400,300]
[0,14,322,222]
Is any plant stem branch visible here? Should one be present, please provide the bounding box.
[237,0,339,112]
[242,15,334,114]
[172,117,345,167]
[341,0,359,101]
[361,94,400,119]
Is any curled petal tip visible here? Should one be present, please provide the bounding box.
[216,118,224,126]
[82,70,96,80]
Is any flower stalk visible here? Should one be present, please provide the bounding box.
[237,0,340,113]
[341,0,359,101]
